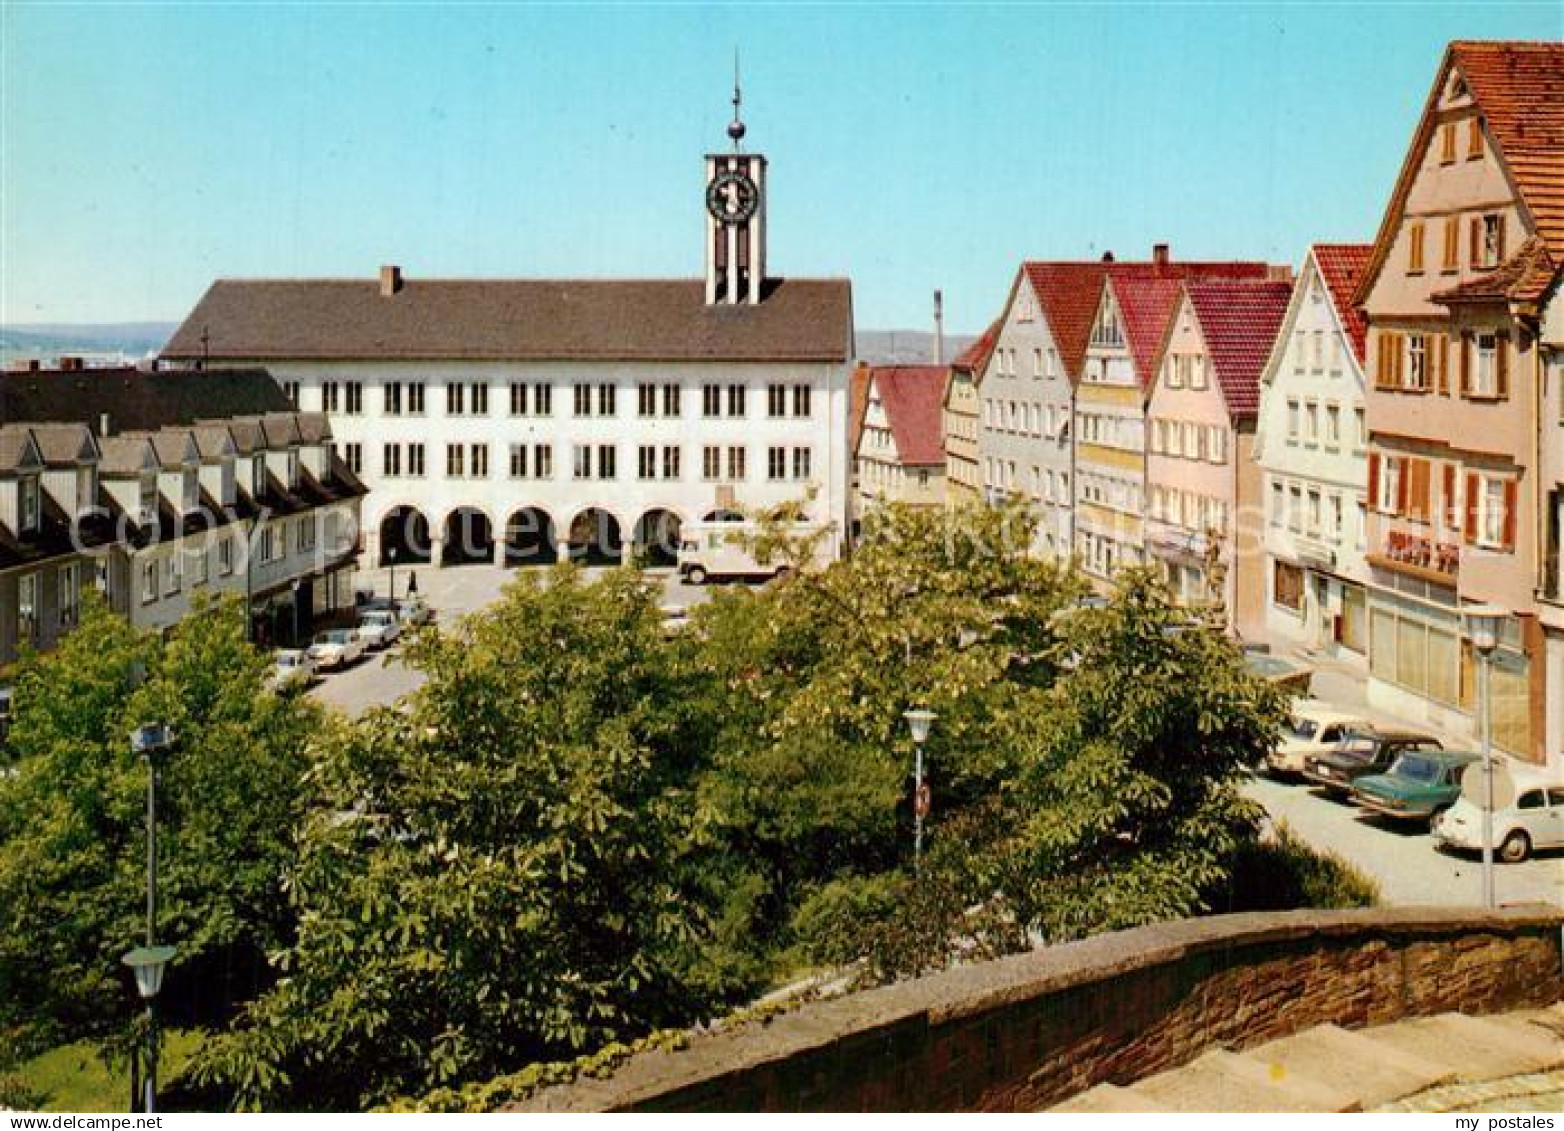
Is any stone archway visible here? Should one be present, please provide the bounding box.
[504,507,557,566]
[632,509,683,568]
[379,506,432,566]
[442,507,494,566]
[567,507,622,565]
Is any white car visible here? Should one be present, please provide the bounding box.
[357,609,402,650]
[1265,701,1370,776]
[1434,783,1564,863]
[307,628,366,671]
[268,649,317,693]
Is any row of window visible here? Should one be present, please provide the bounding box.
[1077,471,1142,515]
[1149,485,1229,535]
[1161,353,1212,392]
[376,441,814,484]
[990,345,1060,381]
[1078,530,1140,578]
[308,380,815,420]
[1288,326,1348,374]
[1269,476,1363,548]
[1369,453,1516,551]
[1078,411,1143,451]
[1405,211,1505,275]
[981,398,1068,438]
[1148,418,1228,464]
[982,459,1071,504]
[134,514,320,605]
[12,565,79,642]
[1283,399,1366,450]
[1373,329,1509,398]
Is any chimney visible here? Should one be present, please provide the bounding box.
[99,412,112,437]
[1100,251,1115,263]
[379,265,403,296]
[1267,264,1295,283]
[1152,243,1170,267]
[60,356,83,372]
[933,289,945,366]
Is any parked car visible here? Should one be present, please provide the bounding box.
[357,609,402,650]
[268,649,318,693]
[1304,727,1443,796]
[307,628,366,671]
[1266,701,1370,777]
[395,597,433,627]
[1434,783,1564,863]
[1351,749,1479,822]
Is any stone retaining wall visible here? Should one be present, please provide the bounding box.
[512,905,1564,1112]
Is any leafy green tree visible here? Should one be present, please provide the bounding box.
[190,568,722,1110]
[0,591,316,1046]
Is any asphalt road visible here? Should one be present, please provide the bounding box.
[1243,770,1563,907]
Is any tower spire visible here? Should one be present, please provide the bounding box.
[727,47,746,150]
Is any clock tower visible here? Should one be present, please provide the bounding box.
[705,75,767,305]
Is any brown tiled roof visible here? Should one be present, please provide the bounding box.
[869,366,947,466]
[295,412,332,444]
[1106,274,1184,392]
[1433,235,1558,304]
[951,318,1001,376]
[163,277,854,363]
[26,423,97,467]
[1453,41,1564,268]
[98,435,157,477]
[0,366,290,433]
[1358,41,1564,306]
[189,425,238,462]
[1311,244,1373,363]
[0,427,41,472]
[849,362,874,457]
[1184,280,1295,419]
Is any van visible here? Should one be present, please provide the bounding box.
[676,521,833,585]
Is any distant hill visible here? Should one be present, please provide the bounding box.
[2,322,972,369]
[0,322,177,366]
[856,329,976,367]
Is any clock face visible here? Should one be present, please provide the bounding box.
[706,170,759,225]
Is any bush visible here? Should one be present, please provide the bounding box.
[1209,822,1380,912]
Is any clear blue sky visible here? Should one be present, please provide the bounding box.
[2,2,1560,333]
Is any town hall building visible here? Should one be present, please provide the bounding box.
[162,97,855,570]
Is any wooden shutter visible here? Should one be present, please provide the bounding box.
[1442,463,1458,530]
[1464,471,1479,544]
[1496,332,1510,399]
[1410,459,1431,522]
[1496,215,1507,262]
[1435,334,1449,394]
[1470,217,1483,265]
[1459,331,1472,394]
[1502,479,1517,550]
[1391,333,1404,387]
[1395,459,1409,516]
[1367,453,1381,512]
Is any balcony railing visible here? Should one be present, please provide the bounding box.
[1376,530,1460,579]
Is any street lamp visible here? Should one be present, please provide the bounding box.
[1463,603,1506,910]
[387,543,399,604]
[904,709,936,871]
[127,722,176,1113]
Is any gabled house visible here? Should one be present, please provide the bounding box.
[1255,244,1374,664]
[1074,252,1274,587]
[1145,279,1292,639]
[1355,41,1564,766]
[942,320,999,504]
[854,366,948,512]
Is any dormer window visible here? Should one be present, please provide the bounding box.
[138,473,157,527]
[220,458,236,508]
[181,468,199,514]
[18,475,39,534]
[1091,305,1124,348]
[251,458,266,498]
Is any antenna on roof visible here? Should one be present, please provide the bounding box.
[727,47,746,151]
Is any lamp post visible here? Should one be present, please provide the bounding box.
[125,722,177,1113]
[1463,603,1506,910]
[904,709,936,872]
[387,543,399,604]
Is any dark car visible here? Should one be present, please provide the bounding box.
[1303,727,1443,796]
[1352,749,1478,822]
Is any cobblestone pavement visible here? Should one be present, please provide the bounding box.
[1376,1070,1564,1112]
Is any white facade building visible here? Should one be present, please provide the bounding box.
[164,116,854,570]
[1254,245,1374,662]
